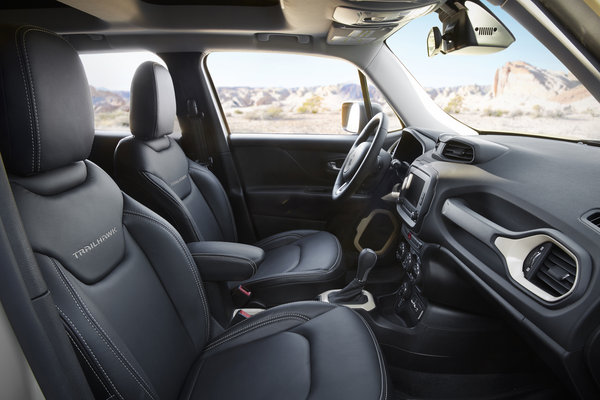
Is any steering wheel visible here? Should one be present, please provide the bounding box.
[332,112,388,200]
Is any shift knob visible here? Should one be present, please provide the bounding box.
[356,248,377,283]
[327,248,377,305]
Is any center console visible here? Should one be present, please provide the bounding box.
[321,161,438,326]
[381,161,437,326]
[390,225,427,326]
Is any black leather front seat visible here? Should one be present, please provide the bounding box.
[114,61,345,305]
[0,26,388,399]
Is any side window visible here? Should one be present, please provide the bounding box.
[206,52,402,134]
[79,51,180,135]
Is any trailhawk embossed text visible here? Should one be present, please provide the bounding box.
[72,227,118,259]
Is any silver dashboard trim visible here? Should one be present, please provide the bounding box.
[494,234,578,302]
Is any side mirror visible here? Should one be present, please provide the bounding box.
[341,102,383,134]
[427,1,514,57]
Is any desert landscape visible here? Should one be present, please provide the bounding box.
[91,61,599,139]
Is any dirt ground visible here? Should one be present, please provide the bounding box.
[224,110,600,140]
[95,108,599,141]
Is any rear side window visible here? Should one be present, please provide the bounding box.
[206,52,402,134]
[79,51,180,134]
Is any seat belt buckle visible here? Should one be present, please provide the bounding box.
[232,285,252,307]
[200,156,214,170]
[230,309,252,326]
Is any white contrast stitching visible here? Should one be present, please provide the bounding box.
[13,26,79,173]
[14,27,35,173]
[140,171,201,241]
[188,163,236,240]
[19,28,42,172]
[255,233,304,249]
[190,253,257,275]
[51,261,158,400]
[123,210,211,341]
[66,330,111,396]
[244,233,343,286]
[204,313,309,353]
[57,307,124,400]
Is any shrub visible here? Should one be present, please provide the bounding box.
[297,95,323,114]
[510,109,523,117]
[483,108,506,117]
[443,95,463,114]
[244,110,261,120]
[264,106,283,120]
[546,109,564,118]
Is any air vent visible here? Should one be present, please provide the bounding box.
[583,211,600,232]
[525,243,576,298]
[441,141,474,162]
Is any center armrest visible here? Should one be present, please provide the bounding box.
[187,241,265,282]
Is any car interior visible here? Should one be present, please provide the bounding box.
[0,0,599,399]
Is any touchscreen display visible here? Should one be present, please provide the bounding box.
[404,173,425,207]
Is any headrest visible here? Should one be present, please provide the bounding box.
[0,26,94,176]
[130,62,176,141]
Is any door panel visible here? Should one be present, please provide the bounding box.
[229,132,401,242]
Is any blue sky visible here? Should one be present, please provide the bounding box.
[206,52,359,88]
[386,3,567,87]
[81,1,568,91]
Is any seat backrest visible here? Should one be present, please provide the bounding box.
[114,62,237,243]
[0,27,211,399]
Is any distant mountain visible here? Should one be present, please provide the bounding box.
[89,86,129,113]
[426,61,597,114]
[89,61,598,119]
[493,61,579,100]
[216,83,386,111]
[426,84,491,100]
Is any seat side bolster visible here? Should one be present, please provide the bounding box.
[188,161,238,243]
[122,194,210,348]
[140,170,202,242]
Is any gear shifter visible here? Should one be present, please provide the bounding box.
[328,248,377,304]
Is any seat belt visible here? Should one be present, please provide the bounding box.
[185,98,213,169]
[358,70,373,119]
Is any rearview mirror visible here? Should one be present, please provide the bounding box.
[427,1,515,57]
[341,102,383,134]
[427,27,442,57]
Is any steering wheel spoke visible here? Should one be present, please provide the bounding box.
[332,112,388,200]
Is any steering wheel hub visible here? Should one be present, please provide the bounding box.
[343,142,371,179]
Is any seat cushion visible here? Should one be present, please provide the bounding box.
[180,302,388,400]
[242,230,345,306]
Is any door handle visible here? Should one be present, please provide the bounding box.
[327,160,343,172]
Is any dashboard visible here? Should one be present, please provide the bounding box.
[387,128,600,396]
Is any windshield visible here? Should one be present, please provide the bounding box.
[387,1,600,140]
